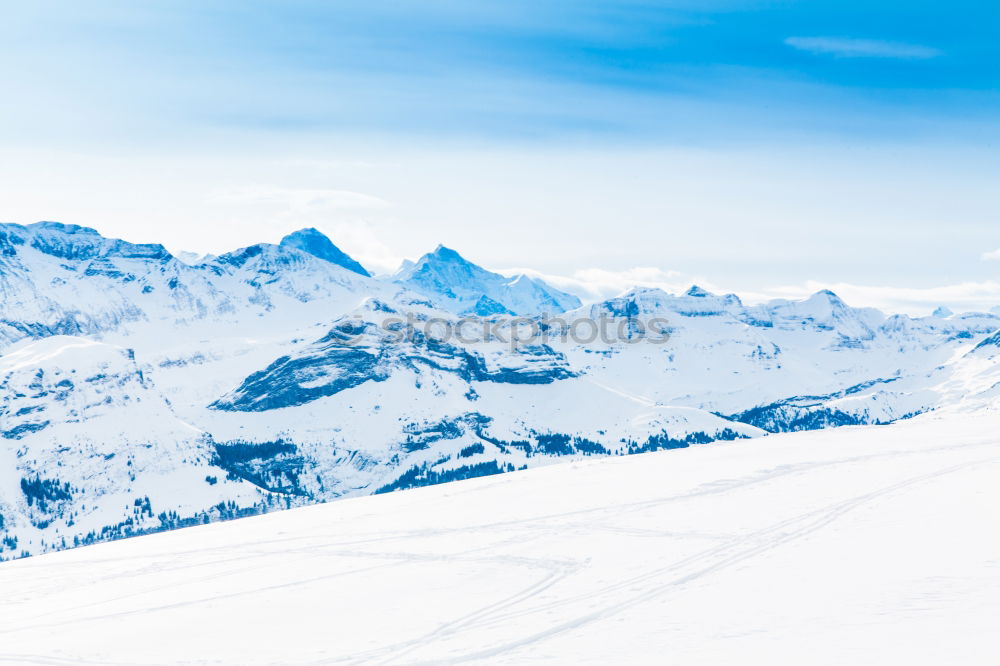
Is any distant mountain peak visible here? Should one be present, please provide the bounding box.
[811,289,844,303]
[4,220,172,262]
[422,245,474,268]
[279,228,370,277]
[395,245,581,315]
[932,306,954,318]
[685,285,712,298]
[28,221,102,236]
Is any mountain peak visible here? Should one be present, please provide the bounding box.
[28,221,102,236]
[9,221,172,262]
[280,228,370,277]
[803,289,847,308]
[685,285,712,298]
[396,246,580,315]
[932,306,954,318]
[430,244,467,263]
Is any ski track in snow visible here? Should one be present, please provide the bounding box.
[351,456,996,665]
[0,414,998,664]
[583,378,657,407]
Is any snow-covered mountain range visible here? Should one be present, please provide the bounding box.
[3,220,1000,559]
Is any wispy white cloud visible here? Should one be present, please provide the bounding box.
[981,248,1000,261]
[210,186,389,212]
[314,221,405,276]
[202,186,397,269]
[785,37,941,60]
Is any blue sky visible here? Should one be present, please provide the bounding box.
[2,1,999,312]
[5,0,999,143]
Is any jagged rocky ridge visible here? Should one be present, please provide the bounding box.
[211,301,577,412]
[3,221,1000,559]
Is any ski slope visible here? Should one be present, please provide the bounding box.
[1,413,998,665]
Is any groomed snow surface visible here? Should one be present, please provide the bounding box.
[2,413,998,665]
